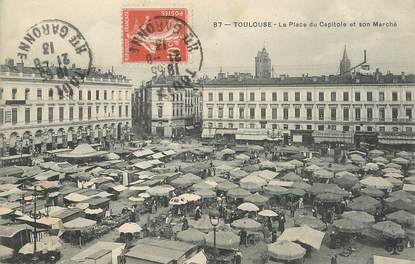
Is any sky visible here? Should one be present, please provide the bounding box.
[1,0,415,85]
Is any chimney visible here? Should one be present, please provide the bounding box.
[16,62,24,72]
[5,58,14,67]
[401,72,406,82]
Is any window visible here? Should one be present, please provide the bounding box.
[218,123,223,128]
[119,106,122,117]
[25,108,30,124]
[306,92,312,101]
[36,107,42,124]
[111,106,114,115]
[379,108,385,121]
[228,92,233,101]
[25,88,30,100]
[125,91,128,100]
[69,107,73,121]
[218,92,223,101]
[239,123,244,128]
[392,108,398,121]
[367,126,373,132]
[367,92,373,101]
[367,108,373,121]
[272,92,277,101]
[125,106,129,117]
[250,123,255,129]
[158,106,163,118]
[218,107,223,118]
[261,92,266,101]
[283,92,288,101]
[343,108,349,121]
[239,92,244,101]
[406,108,412,120]
[96,106,99,114]
[69,89,73,100]
[239,108,244,119]
[355,92,360,101]
[261,108,266,119]
[355,126,360,131]
[406,127,413,133]
[96,90,100,100]
[318,125,324,131]
[0,108,3,125]
[318,108,324,120]
[259,123,265,129]
[104,90,107,100]
[295,108,300,118]
[59,107,64,121]
[343,126,349,132]
[0,88,3,100]
[37,89,42,99]
[392,127,399,132]
[331,92,336,101]
[272,108,277,120]
[11,108,17,125]
[48,88,53,99]
[111,91,114,99]
[228,123,234,129]
[307,125,312,130]
[79,90,83,100]
[406,92,412,101]
[318,92,324,101]
[343,92,349,101]
[306,108,312,120]
[104,106,107,115]
[295,125,301,130]
[272,124,277,129]
[229,108,234,119]
[88,107,92,120]
[379,92,385,101]
[355,108,361,121]
[87,90,91,100]
[283,108,289,120]
[249,108,255,119]
[379,126,385,132]
[208,123,213,128]
[79,107,83,120]
[12,88,17,100]
[295,92,300,101]
[208,108,213,118]
[48,107,53,122]
[392,92,398,101]
[119,91,122,100]
[283,124,289,130]
[250,92,255,101]
[331,108,336,120]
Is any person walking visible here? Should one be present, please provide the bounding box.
[271,230,277,243]
[194,206,202,220]
[278,214,286,234]
[331,254,338,264]
[239,230,247,247]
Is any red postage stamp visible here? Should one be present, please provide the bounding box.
[122,8,189,63]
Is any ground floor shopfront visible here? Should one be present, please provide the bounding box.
[0,120,132,156]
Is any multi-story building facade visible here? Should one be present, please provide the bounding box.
[0,60,133,156]
[201,73,415,145]
[133,76,202,138]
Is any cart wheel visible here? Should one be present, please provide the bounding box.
[385,245,394,252]
[397,244,404,252]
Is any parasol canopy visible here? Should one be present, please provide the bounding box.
[235,153,250,161]
[267,240,306,261]
[292,181,311,190]
[278,226,325,250]
[176,228,205,244]
[250,170,279,181]
[316,193,344,203]
[205,230,239,250]
[386,210,415,226]
[146,185,174,197]
[227,188,251,199]
[84,208,103,215]
[382,167,401,174]
[361,187,385,198]
[189,217,224,232]
[194,189,216,199]
[63,217,96,230]
[264,185,288,196]
[332,174,359,189]
[192,182,216,190]
[259,209,278,217]
[179,193,201,202]
[396,151,411,159]
[56,144,107,159]
[169,197,188,205]
[306,183,348,196]
[19,236,61,255]
[313,169,334,179]
[128,196,145,203]
[385,196,414,212]
[216,181,238,192]
[285,188,306,197]
[231,218,262,231]
[118,222,142,234]
[332,218,365,233]
[237,202,259,212]
[386,163,402,169]
[281,173,303,182]
[229,168,248,180]
[350,154,366,163]
[342,211,375,224]
[260,160,275,169]
[245,193,269,206]
[293,215,326,231]
[0,244,13,260]
[372,156,389,164]
[372,221,405,239]
[363,163,379,171]
[0,207,13,216]
[369,149,385,157]
[360,176,393,189]
[383,172,404,178]
[392,157,410,165]
[348,195,381,212]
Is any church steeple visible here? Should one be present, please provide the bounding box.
[339,45,351,76]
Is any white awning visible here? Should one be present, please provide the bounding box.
[201,129,216,139]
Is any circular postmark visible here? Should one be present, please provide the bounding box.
[126,13,203,87]
[16,19,93,97]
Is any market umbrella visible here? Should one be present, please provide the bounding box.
[0,245,13,261]
[314,169,334,179]
[128,196,145,203]
[285,188,306,197]
[240,182,262,192]
[369,149,385,157]
[0,207,13,216]
[245,193,269,206]
[278,226,325,250]
[392,157,410,165]
[189,217,224,232]
[260,160,276,170]
[294,215,326,231]
[372,156,389,164]
[332,174,359,189]
[348,195,381,212]
[240,175,267,186]
[372,221,405,239]
[179,193,201,202]
[205,230,239,250]
[350,154,366,163]
[317,193,344,203]
[84,208,103,215]
[247,145,264,152]
[333,218,365,233]
[237,202,259,212]
[360,176,393,190]
[229,168,248,180]
[385,197,415,212]
[382,167,401,174]
[231,218,262,231]
[241,164,260,173]
[227,188,251,199]
[259,209,278,217]
[386,163,402,169]
[386,210,415,227]
[63,217,96,230]
[138,192,151,198]
[275,162,296,171]
[176,228,205,244]
[385,177,403,188]
[118,223,142,234]
[404,176,415,185]
[342,211,375,224]
[169,197,188,205]
[281,173,303,182]
[216,181,238,192]
[264,185,288,196]
[291,182,311,190]
[194,189,216,199]
[19,236,62,255]
[235,153,250,161]
[205,176,227,183]
[191,182,215,190]
[396,151,411,159]
[289,159,304,167]
[267,240,306,261]
[361,187,385,198]
[363,163,379,171]
[306,183,348,196]
[383,172,404,178]
[389,190,415,201]
[146,186,173,197]
[250,170,279,181]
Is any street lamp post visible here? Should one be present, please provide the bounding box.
[209,209,220,264]
[29,185,42,262]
